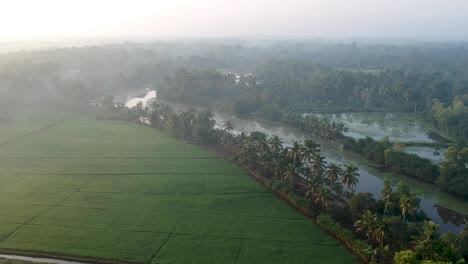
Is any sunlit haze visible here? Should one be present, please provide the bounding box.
[1,0,468,41]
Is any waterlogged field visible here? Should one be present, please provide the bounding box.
[0,118,357,264]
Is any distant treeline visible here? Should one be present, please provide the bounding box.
[159,59,468,141]
[1,42,467,140]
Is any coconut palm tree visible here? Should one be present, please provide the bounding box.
[223,120,235,133]
[400,195,415,221]
[314,188,331,209]
[309,153,327,176]
[267,135,283,154]
[325,163,343,189]
[238,138,256,167]
[374,219,388,248]
[302,139,320,161]
[412,221,441,260]
[287,141,303,167]
[381,179,393,216]
[304,172,325,201]
[273,156,288,179]
[255,132,270,158]
[283,163,296,183]
[354,210,379,242]
[341,164,360,193]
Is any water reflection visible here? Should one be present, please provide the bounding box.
[404,146,447,164]
[319,113,434,143]
[145,97,465,233]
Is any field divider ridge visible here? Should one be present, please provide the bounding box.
[0,175,95,244]
[0,120,64,146]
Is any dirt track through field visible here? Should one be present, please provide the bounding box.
[0,254,88,264]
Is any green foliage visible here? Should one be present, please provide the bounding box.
[437,146,468,198]
[344,137,391,164]
[426,97,468,141]
[344,136,468,199]
[317,214,372,262]
[385,150,440,183]
[0,117,357,263]
[394,250,418,264]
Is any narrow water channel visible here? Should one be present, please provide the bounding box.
[126,91,467,233]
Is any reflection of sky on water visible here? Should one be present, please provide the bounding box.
[150,98,464,233]
[212,111,463,233]
[318,113,434,143]
[404,146,447,164]
[125,91,157,108]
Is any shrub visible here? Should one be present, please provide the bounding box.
[394,250,417,264]
[317,214,371,262]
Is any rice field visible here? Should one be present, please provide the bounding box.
[0,118,358,263]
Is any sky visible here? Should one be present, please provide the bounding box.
[1,0,468,41]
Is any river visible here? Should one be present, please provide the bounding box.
[126,91,467,234]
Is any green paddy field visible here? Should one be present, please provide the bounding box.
[0,116,357,264]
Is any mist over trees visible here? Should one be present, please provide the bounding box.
[0,40,467,140]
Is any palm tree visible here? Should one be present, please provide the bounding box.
[413,221,440,260]
[341,164,360,193]
[304,172,325,201]
[255,133,269,158]
[273,156,287,179]
[400,195,415,221]
[309,153,327,176]
[267,135,283,154]
[287,141,303,167]
[374,219,388,248]
[238,138,256,167]
[314,188,331,209]
[381,179,393,216]
[283,163,296,183]
[302,139,320,161]
[354,210,379,242]
[325,163,343,188]
[223,120,235,133]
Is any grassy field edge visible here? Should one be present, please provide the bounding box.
[198,144,367,263]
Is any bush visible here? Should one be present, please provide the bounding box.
[267,180,309,208]
[316,214,371,262]
[394,250,417,264]
[384,150,439,183]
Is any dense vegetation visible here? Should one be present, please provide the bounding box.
[343,136,468,199]
[0,112,357,264]
[2,40,468,263]
[424,96,468,142]
[103,101,468,263]
[437,146,468,199]
[1,41,467,140]
[158,60,468,142]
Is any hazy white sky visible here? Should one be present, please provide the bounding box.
[1,0,468,41]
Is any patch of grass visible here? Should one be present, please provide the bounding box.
[0,118,358,263]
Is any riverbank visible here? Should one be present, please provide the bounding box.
[158,99,467,225]
[199,143,370,263]
[110,96,467,262]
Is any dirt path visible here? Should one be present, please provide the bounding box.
[0,254,88,264]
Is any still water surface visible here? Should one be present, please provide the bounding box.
[126,92,467,233]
